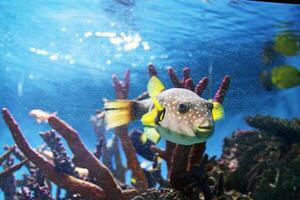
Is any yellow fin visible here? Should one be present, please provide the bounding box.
[140,133,148,144]
[151,97,163,111]
[144,127,161,144]
[271,65,300,89]
[141,108,157,126]
[147,76,165,98]
[104,100,134,129]
[131,178,137,185]
[212,101,224,121]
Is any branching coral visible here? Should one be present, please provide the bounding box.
[220,115,300,200]
[246,115,300,142]
[2,108,107,200]
[0,145,27,200]
[2,108,142,200]
[21,169,53,199]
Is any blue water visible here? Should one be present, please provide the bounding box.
[0,0,300,193]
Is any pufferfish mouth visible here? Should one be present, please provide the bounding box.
[195,125,214,134]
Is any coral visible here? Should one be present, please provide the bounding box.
[131,188,189,200]
[40,130,78,177]
[131,188,252,200]
[21,169,53,200]
[246,115,300,142]
[213,75,230,104]
[2,108,142,200]
[220,115,300,200]
[0,145,27,200]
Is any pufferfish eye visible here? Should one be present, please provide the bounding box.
[178,102,190,114]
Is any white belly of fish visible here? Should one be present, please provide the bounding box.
[156,126,213,145]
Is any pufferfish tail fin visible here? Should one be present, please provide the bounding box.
[104,100,137,129]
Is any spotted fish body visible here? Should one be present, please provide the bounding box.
[104,76,223,145]
[141,88,214,145]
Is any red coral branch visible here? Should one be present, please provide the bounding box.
[168,145,192,190]
[48,115,125,200]
[184,78,194,91]
[187,142,206,172]
[183,67,195,91]
[115,126,148,191]
[195,77,208,96]
[167,67,183,88]
[148,64,158,77]
[2,108,107,200]
[112,70,130,99]
[0,145,16,166]
[0,159,27,181]
[213,75,230,103]
[183,67,190,80]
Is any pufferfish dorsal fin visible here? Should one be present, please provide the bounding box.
[147,76,165,98]
[147,76,165,111]
[141,76,166,126]
[212,101,225,121]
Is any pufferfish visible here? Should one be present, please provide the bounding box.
[104,76,224,145]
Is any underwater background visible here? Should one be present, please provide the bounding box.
[0,0,300,199]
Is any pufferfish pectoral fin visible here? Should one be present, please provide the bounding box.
[143,126,161,144]
[141,108,157,126]
[147,76,165,98]
[212,101,225,121]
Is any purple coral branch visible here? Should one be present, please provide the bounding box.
[114,126,149,191]
[48,115,127,200]
[40,130,78,176]
[186,142,206,172]
[213,75,230,103]
[195,77,208,96]
[148,64,158,77]
[0,159,27,180]
[167,67,183,88]
[0,145,16,166]
[168,145,192,190]
[184,78,194,91]
[112,70,130,99]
